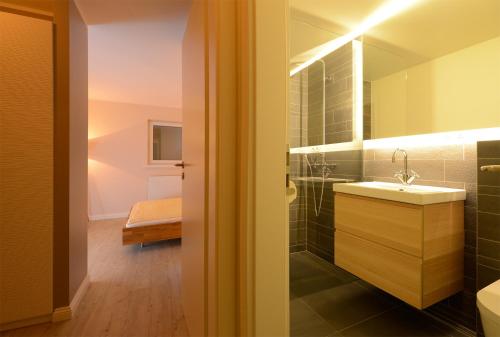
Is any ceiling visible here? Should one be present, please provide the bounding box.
[2,0,54,12]
[75,0,190,27]
[291,0,384,32]
[290,0,500,79]
[75,0,191,108]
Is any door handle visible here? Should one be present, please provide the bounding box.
[481,165,500,172]
[175,162,184,168]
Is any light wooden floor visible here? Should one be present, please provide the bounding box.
[1,218,189,337]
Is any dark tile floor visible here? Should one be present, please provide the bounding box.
[290,252,471,337]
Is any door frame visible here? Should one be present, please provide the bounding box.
[183,0,289,335]
[235,0,290,336]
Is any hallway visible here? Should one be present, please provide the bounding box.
[1,219,188,337]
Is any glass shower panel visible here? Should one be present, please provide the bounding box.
[289,42,354,149]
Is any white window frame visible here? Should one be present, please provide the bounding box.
[148,120,183,165]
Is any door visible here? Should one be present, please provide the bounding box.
[181,1,207,336]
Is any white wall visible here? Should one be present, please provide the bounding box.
[87,12,187,219]
[88,22,183,108]
[372,36,500,138]
[88,100,182,219]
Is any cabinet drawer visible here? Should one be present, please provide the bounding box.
[335,193,423,257]
[335,231,422,308]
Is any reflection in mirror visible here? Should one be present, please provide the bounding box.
[289,42,354,148]
[149,121,182,164]
[290,0,500,144]
[363,0,500,139]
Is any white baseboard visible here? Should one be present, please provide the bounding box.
[52,306,71,322]
[89,212,129,221]
[70,275,90,315]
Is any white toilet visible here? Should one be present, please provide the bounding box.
[477,279,500,337]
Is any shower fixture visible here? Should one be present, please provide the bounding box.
[304,153,336,217]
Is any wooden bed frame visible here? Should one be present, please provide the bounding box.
[122,221,182,246]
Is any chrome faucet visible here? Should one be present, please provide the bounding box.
[392,148,419,185]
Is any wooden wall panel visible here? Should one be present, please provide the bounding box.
[0,11,53,326]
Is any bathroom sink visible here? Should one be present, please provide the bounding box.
[332,181,466,205]
[293,177,354,183]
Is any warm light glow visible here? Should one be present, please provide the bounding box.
[88,158,99,170]
[290,40,365,155]
[363,128,500,149]
[289,0,420,76]
[352,40,364,143]
[290,141,363,154]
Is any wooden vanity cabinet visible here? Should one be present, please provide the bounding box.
[334,192,464,309]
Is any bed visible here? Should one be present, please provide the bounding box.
[122,198,182,246]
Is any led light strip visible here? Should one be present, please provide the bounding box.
[289,141,363,154]
[352,40,363,143]
[363,128,500,149]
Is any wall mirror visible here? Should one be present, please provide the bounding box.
[148,121,182,165]
[289,41,356,148]
[362,0,500,139]
[289,0,500,148]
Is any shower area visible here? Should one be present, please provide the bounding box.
[288,41,383,336]
[288,42,363,261]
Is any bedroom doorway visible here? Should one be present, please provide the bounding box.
[84,0,189,335]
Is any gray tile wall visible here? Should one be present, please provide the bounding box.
[289,69,310,253]
[477,140,500,335]
[290,43,353,148]
[290,153,307,253]
[305,151,363,262]
[307,62,325,146]
[289,71,308,148]
[289,43,356,254]
[363,81,371,140]
[323,43,353,145]
[363,144,478,331]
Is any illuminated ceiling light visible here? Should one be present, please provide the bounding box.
[290,0,420,76]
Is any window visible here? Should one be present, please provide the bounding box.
[148,121,182,165]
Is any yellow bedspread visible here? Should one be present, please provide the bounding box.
[127,198,182,228]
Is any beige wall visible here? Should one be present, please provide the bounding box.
[0,10,54,328]
[290,15,338,61]
[87,16,183,108]
[255,0,289,335]
[372,36,500,138]
[88,100,182,219]
[69,0,88,302]
[1,0,90,323]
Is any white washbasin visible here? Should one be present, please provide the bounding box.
[333,181,466,205]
